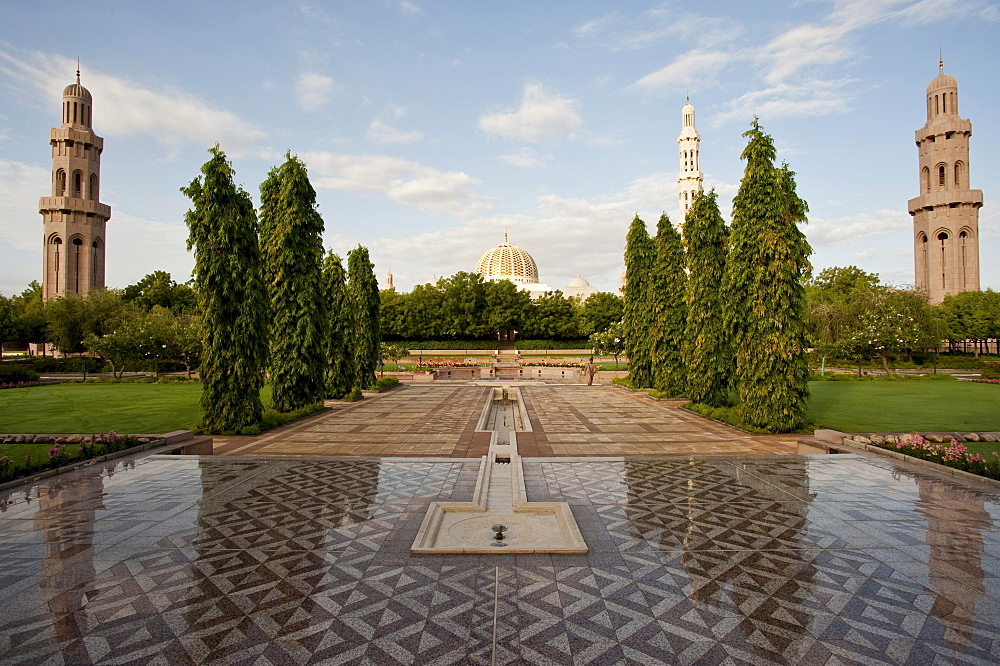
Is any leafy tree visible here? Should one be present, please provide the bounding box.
[683,190,730,406]
[437,272,488,338]
[941,289,1000,355]
[623,215,656,388]
[259,154,328,411]
[122,271,197,313]
[322,252,352,398]
[379,289,408,340]
[14,282,47,348]
[347,245,381,391]
[84,313,147,379]
[590,321,625,369]
[836,290,943,373]
[182,146,267,433]
[403,283,447,339]
[483,280,531,335]
[380,341,411,373]
[722,120,811,432]
[44,288,128,355]
[523,291,581,339]
[650,213,687,396]
[579,292,623,337]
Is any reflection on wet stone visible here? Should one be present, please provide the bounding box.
[0,451,998,664]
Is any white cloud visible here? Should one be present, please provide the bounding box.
[712,79,854,126]
[374,170,684,293]
[479,83,583,143]
[0,159,50,253]
[498,148,550,169]
[296,72,339,113]
[805,209,911,247]
[0,50,266,156]
[395,0,422,16]
[630,50,732,91]
[105,212,193,288]
[301,151,488,217]
[366,118,425,144]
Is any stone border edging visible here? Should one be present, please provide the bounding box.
[841,437,1000,491]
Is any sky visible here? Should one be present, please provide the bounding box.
[1,0,998,298]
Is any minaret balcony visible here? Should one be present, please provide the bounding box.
[38,197,112,218]
[907,189,984,213]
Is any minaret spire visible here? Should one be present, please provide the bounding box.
[677,98,703,220]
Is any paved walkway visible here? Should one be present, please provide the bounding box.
[213,383,799,458]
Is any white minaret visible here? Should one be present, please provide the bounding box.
[677,98,703,220]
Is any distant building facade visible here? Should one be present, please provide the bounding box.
[677,98,703,220]
[39,70,111,300]
[907,61,982,305]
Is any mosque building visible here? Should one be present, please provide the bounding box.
[475,234,597,300]
[39,68,111,300]
[907,59,982,305]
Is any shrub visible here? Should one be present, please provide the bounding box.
[981,362,1000,379]
[375,376,400,392]
[0,366,39,384]
[875,434,1000,481]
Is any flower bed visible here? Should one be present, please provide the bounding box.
[0,431,145,484]
[1,381,45,390]
[871,434,1000,481]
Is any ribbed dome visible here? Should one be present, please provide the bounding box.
[63,82,93,102]
[567,275,591,287]
[927,73,957,93]
[476,237,539,284]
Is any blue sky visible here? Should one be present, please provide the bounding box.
[1,0,997,297]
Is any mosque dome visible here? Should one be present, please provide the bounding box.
[63,73,93,102]
[476,235,539,284]
[927,61,957,93]
[566,275,591,288]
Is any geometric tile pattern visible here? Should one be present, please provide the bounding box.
[2,453,1000,664]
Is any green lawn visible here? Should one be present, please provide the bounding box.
[0,383,211,434]
[806,381,1000,433]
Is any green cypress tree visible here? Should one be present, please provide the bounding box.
[682,190,731,407]
[347,245,381,391]
[622,215,655,388]
[322,251,353,398]
[650,213,687,395]
[259,154,328,412]
[723,120,812,431]
[182,146,267,433]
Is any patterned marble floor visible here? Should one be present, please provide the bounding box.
[1,452,998,664]
[213,384,799,458]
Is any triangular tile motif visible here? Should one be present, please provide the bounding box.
[3,451,1000,664]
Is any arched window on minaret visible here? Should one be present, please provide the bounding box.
[937,231,950,291]
[72,170,83,198]
[954,162,963,188]
[959,229,970,291]
[50,236,63,294]
[55,169,67,197]
[938,165,946,188]
[72,238,83,293]
[91,240,102,287]
[89,174,98,201]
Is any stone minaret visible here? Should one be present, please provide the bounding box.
[384,269,395,292]
[907,60,982,304]
[39,68,111,300]
[677,98,703,220]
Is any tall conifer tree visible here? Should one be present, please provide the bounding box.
[683,190,730,406]
[623,215,655,388]
[182,146,267,433]
[322,251,352,398]
[259,154,327,411]
[347,245,381,391]
[722,120,812,431]
[651,213,687,395]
